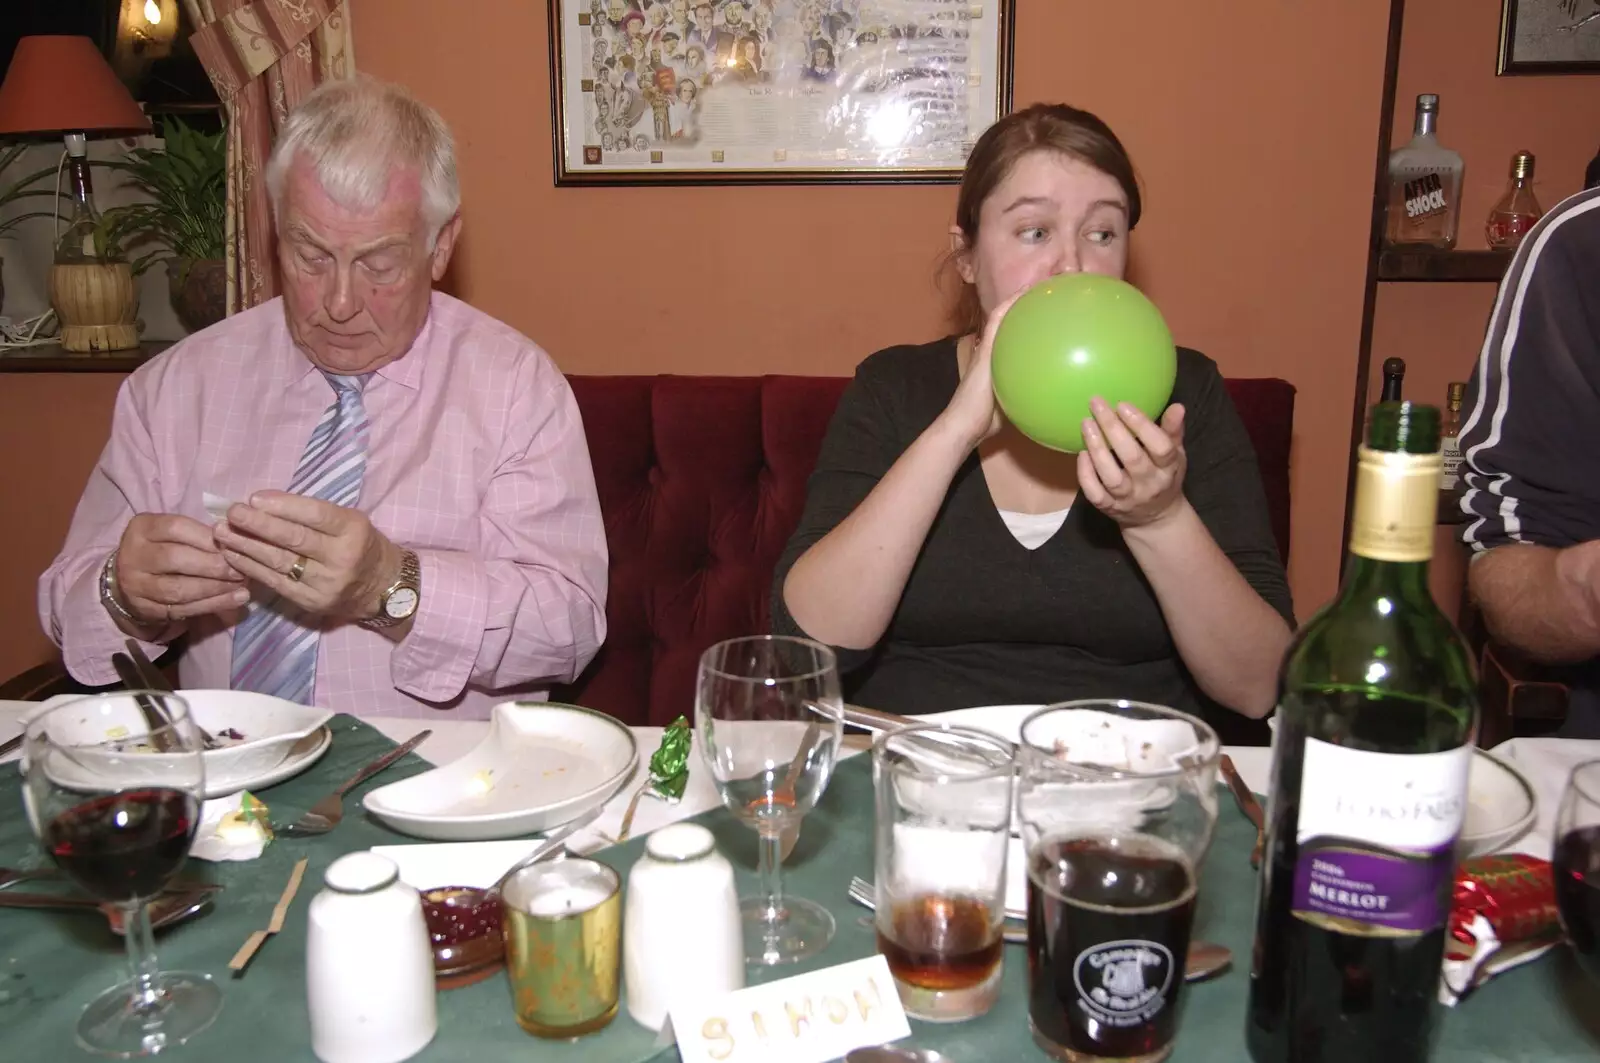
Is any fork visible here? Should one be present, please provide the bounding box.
[274,729,432,838]
[846,876,1028,945]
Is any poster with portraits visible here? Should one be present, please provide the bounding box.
[549,0,1014,183]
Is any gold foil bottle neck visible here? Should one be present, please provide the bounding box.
[1348,447,1442,562]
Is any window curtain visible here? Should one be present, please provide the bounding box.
[182,0,354,314]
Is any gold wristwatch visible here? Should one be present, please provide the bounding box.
[363,549,421,629]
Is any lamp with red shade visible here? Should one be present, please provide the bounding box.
[0,36,152,352]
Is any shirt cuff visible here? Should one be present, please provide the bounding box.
[59,557,167,688]
[389,548,488,704]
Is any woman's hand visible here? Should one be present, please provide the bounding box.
[937,292,1022,449]
[1078,398,1188,528]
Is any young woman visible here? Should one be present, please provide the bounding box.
[772,104,1294,743]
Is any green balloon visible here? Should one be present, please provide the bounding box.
[990,274,1177,453]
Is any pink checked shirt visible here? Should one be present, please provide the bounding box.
[40,293,608,719]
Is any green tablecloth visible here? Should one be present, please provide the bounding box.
[4,715,1599,1061]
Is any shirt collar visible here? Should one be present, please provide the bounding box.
[278,292,435,394]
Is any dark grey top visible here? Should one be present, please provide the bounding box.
[1456,186,1600,736]
[770,337,1295,746]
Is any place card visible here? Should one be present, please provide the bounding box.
[668,954,911,1063]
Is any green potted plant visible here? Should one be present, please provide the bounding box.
[100,117,226,334]
[0,141,68,317]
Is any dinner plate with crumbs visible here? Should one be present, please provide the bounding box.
[363,702,638,841]
[34,690,332,798]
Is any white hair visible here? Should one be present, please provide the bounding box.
[264,76,460,247]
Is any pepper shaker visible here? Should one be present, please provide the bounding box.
[307,852,437,1063]
[624,823,744,1031]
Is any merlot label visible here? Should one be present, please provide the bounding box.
[1291,738,1470,935]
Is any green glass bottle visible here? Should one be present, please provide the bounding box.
[1246,401,1479,1063]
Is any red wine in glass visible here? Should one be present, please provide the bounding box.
[47,788,200,903]
[23,691,221,1057]
[1554,825,1600,981]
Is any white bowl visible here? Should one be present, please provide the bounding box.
[363,701,638,841]
[35,690,332,798]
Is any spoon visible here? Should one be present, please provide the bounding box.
[846,1049,955,1063]
[0,888,215,934]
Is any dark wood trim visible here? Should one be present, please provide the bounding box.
[1377,248,1513,282]
[1340,0,1409,576]
[0,341,170,373]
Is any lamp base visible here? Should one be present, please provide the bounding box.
[59,323,142,353]
[49,261,140,353]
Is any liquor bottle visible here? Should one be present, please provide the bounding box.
[1440,382,1465,492]
[1384,94,1465,249]
[1486,152,1544,250]
[1380,358,1405,402]
[1246,401,1478,1063]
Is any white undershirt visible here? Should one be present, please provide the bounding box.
[997,506,1072,550]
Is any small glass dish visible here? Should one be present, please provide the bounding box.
[420,885,505,989]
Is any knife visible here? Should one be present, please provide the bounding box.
[124,640,222,749]
[110,652,180,753]
[1219,753,1267,869]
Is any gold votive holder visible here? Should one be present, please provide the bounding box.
[501,857,621,1038]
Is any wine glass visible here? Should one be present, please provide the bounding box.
[1554,759,1600,981]
[21,692,222,1057]
[696,635,844,966]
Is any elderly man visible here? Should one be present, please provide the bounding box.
[1458,185,1600,736]
[39,77,608,718]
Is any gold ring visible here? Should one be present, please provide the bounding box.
[288,555,308,582]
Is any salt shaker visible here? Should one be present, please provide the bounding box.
[307,852,437,1063]
[624,823,744,1031]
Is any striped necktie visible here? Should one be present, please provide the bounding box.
[230,371,371,704]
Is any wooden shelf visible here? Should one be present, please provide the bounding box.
[1376,248,1513,283]
[0,341,171,373]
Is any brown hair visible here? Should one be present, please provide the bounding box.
[946,103,1141,335]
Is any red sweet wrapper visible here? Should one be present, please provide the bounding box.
[1448,854,1560,952]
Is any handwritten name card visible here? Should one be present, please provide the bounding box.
[669,954,912,1063]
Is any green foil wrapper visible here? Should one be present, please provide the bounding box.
[648,715,691,802]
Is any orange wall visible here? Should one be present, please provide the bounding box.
[0,377,123,681]
[1368,0,1600,613]
[12,0,1530,683]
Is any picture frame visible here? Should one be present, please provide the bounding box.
[547,0,1016,185]
[1498,0,1600,75]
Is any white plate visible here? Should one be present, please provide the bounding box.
[362,702,639,841]
[34,691,332,798]
[924,704,1041,745]
[245,725,333,797]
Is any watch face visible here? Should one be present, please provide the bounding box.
[386,587,419,619]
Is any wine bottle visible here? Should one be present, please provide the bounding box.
[1246,401,1479,1063]
[1380,358,1406,402]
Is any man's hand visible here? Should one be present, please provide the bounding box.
[116,514,249,625]
[213,491,401,622]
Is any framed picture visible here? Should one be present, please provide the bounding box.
[1499,0,1600,74]
[548,0,1016,185]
